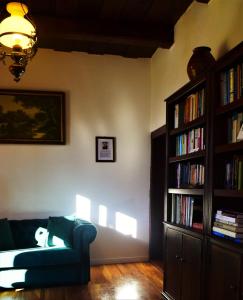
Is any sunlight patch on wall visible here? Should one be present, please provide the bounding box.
[115,212,137,238]
[98,205,107,227]
[75,194,138,239]
[76,194,91,221]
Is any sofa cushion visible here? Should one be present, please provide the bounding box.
[0,219,15,251]
[0,247,80,269]
[10,219,48,249]
[47,217,74,247]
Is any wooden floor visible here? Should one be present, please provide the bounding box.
[0,262,163,300]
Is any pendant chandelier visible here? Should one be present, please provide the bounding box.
[0,1,37,82]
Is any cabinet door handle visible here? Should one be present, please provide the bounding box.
[175,255,180,260]
[180,257,185,263]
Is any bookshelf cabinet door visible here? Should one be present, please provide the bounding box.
[181,234,202,300]
[207,243,241,300]
[164,227,183,300]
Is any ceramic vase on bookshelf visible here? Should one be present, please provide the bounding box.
[187,46,215,80]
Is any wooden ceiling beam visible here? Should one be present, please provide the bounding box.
[34,15,174,51]
[195,0,211,3]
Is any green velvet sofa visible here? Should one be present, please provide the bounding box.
[0,217,97,289]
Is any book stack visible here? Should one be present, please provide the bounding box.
[225,156,243,190]
[220,63,243,105]
[227,112,243,143]
[176,162,205,188]
[212,209,243,243]
[174,89,205,128]
[175,127,205,156]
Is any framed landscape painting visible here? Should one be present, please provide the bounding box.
[0,89,65,144]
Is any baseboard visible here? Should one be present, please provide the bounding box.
[91,256,149,265]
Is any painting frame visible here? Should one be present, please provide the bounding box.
[0,89,65,144]
[96,136,116,162]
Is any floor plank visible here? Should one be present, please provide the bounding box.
[0,262,163,300]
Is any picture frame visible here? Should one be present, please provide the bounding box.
[0,89,65,144]
[96,136,116,162]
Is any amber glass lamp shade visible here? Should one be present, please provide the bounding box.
[0,2,36,50]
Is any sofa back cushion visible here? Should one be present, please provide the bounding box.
[9,219,48,249]
[0,219,15,250]
[47,216,74,247]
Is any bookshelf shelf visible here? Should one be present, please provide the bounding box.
[169,116,205,136]
[215,140,243,153]
[169,150,205,163]
[214,189,243,197]
[210,235,243,253]
[163,221,203,237]
[216,97,243,116]
[168,188,204,195]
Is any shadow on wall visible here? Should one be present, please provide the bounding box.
[0,193,147,265]
[75,194,148,264]
[91,225,148,265]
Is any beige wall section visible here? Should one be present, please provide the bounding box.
[0,50,150,264]
[151,0,243,130]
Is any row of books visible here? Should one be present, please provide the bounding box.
[225,156,243,190]
[212,209,243,243]
[174,89,205,128]
[220,63,243,105]
[171,194,196,227]
[176,162,205,188]
[227,112,243,143]
[175,127,205,156]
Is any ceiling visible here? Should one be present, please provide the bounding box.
[1,0,210,58]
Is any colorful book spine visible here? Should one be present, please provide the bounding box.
[220,62,243,106]
[175,127,204,156]
[227,112,243,143]
[171,195,198,228]
[224,156,243,190]
[176,162,204,188]
[174,104,179,128]
[212,226,243,238]
[173,88,205,128]
[212,231,243,244]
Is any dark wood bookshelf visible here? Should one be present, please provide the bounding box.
[163,221,203,237]
[165,76,206,105]
[169,116,205,136]
[168,188,204,195]
[169,150,205,163]
[210,230,243,250]
[214,189,243,197]
[206,41,243,300]
[163,42,243,300]
[216,97,243,116]
[163,75,207,300]
[210,235,243,255]
[215,140,243,153]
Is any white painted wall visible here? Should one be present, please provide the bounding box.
[0,50,150,264]
[1,0,243,265]
[151,0,243,130]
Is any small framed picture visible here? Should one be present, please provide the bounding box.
[96,136,116,162]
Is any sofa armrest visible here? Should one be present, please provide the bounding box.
[72,219,97,251]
